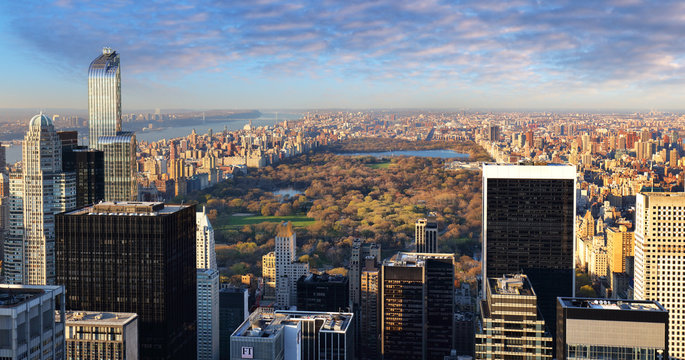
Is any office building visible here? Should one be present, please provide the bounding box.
[262,251,276,301]
[482,164,575,342]
[64,311,138,360]
[556,297,667,359]
[475,274,552,359]
[63,148,105,207]
[230,308,354,360]
[0,284,65,360]
[359,257,379,360]
[296,273,349,312]
[100,132,137,202]
[56,201,196,360]
[415,214,438,253]
[381,252,454,360]
[219,287,249,360]
[4,114,76,285]
[274,222,309,309]
[197,206,217,270]
[488,124,500,142]
[635,192,685,358]
[349,239,381,310]
[89,47,121,150]
[197,269,220,360]
[606,225,634,276]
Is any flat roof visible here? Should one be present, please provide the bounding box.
[489,274,535,296]
[64,201,191,216]
[63,311,138,326]
[384,252,454,267]
[232,308,353,338]
[483,163,576,180]
[558,297,666,312]
[0,285,62,307]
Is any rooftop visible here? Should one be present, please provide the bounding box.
[0,285,62,308]
[63,311,138,326]
[64,201,191,216]
[558,297,666,312]
[384,252,454,267]
[489,274,534,296]
[232,308,353,338]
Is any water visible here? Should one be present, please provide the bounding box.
[338,149,469,159]
[4,112,302,164]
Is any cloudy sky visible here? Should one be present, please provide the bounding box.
[1,0,685,110]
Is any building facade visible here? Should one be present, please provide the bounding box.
[0,285,66,360]
[415,215,438,253]
[635,192,685,358]
[55,202,196,360]
[100,132,137,202]
[219,287,249,360]
[197,207,217,270]
[296,273,349,312]
[197,269,220,360]
[359,258,379,360]
[274,222,309,309]
[63,148,105,207]
[262,251,276,301]
[89,47,121,150]
[64,311,138,360]
[556,297,667,359]
[482,164,576,343]
[475,274,552,359]
[381,252,454,360]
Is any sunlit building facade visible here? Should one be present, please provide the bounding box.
[100,132,137,202]
[88,47,121,150]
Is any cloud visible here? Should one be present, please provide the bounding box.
[4,0,685,95]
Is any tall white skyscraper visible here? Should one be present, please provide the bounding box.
[635,191,685,358]
[196,207,217,270]
[4,114,75,285]
[196,207,219,360]
[275,221,308,308]
[88,47,121,150]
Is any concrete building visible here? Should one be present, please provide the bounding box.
[230,308,354,360]
[556,297,668,359]
[476,274,552,359]
[348,239,381,310]
[415,214,438,253]
[359,257,379,360]
[381,252,454,360]
[482,164,576,344]
[196,207,219,360]
[635,192,685,358]
[5,114,76,285]
[0,284,66,360]
[262,251,276,301]
[197,207,217,270]
[274,222,309,309]
[64,311,138,360]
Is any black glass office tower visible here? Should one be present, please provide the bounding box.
[55,202,196,360]
[62,148,104,207]
[219,287,248,360]
[381,252,455,360]
[482,164,575,349]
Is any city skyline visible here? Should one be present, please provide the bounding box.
[1,1,685,110]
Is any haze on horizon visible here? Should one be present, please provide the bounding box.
[1,0,685,111]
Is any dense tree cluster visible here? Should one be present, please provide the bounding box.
[182,139,489,284]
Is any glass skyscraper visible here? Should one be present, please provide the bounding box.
[100,131,137,202]
[88,47,121,150]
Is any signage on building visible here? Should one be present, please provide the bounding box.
[241,347,254,359]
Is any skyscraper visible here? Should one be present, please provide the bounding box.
[56,201,197,360]
[219,287,248,360]
[381,252,454,360]
[635,192,685,358]
[62,146,105,207]
[556,297,667,360]
[5,114,76,285]
[415,214,438,253]
[475,274,553,359]
[89,47,121,150]
[100,132,137,202]
[360,257,380,360]
[196,207,219,360]
[482,164,575,343]
[274,222,309,309]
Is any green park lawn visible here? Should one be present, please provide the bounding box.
[220,214,315,229]
[367,161,393,169]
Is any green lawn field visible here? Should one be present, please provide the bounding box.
[219,214,315,229]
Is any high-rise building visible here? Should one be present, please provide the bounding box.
[0,141,5,173]
[62,147,105,207]
[64,311,139,360]
[482,164,575,343]
[56,201,197,360]
[349,239,381,310]
[230,308,354,360]
[635,192,685,358]
[606,225,634,275]
[197,207,217,270]
[219,287,248,360]
[415,214,438,253]
[0,284,66,360]
[100,132,137,202]
[359,257,379,360]
[556,297,668,359]
[488,124,500,142]
[475,274,553,359]
[5,114,76,285]
[262,251,276,301]
[197,269,220,360]
[296,273,349,312]
[89,47,121,150]
[274,222,309,309]
[381,252,454,360]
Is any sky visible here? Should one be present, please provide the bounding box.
[1,0,685,111]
